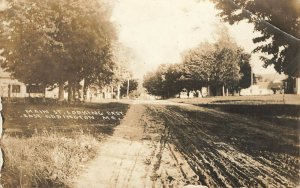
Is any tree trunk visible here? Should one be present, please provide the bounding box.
[222,85,225,96]
[83,79,88,102]
[58,82,64,101]
[226,88,229,96]
[207,85,210,96]
[117,84,120,100]
[72,84,76,102]
[68,82,73,103]
[42,84,46,103]
[7,84,11,103]
[126,79,130,99]
[77,85,82,101]
[27,84,31,100]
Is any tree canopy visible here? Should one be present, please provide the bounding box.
[143,64,184,98]
[210,0,300,76]
[182,33,251,95]
[143,30,251,98]
[120,79,139,97]
[0,0,117,101]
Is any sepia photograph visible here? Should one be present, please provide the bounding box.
[0,0,299,187]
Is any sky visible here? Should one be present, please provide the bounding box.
[110,0,277,78]
[0,0,6,11]
[0,0,277,79]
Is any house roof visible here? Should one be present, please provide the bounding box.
[255,73,287,81]
[0,68,11,78]
[255,73,286,89]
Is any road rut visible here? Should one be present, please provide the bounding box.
[74,103,198,188]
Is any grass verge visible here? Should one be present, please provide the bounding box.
[1,101,129,187]
[1,130,102,188]
[169,94,300,105]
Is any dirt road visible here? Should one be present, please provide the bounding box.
[75,101,299,187]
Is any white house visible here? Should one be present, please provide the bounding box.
[0,68,117,100]
[292,77,300,94]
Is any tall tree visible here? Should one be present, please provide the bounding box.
[0,0,116,102]
[143,64,168,98]
[164,64,185,97]
[144,30,251,98]
[110,44,134,100]
[182,42,215,92]
[237,53,252,90]
[182,31,249,95]
[209,0,300,76]
[143,64,183,98]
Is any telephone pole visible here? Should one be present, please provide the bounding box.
[126,78,130,99]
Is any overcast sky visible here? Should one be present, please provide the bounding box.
[0,0,277,78]
[110,0,277,78]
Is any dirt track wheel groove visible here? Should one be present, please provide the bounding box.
[145,104,299,188]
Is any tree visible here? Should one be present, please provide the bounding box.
[109,44,134,100]
[237,53,252,90]
[144,29,251,98]
[209,0,300,76]
[182,31,250,96]
[143,64,184,98]
[182,42,216,94]
[120,79,138,97]
[0,0,116,102]
[164,64,185,97]
[143,65,168,98]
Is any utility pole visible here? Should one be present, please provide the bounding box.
[251,65,253,86]
[207,77,210,96]
[117,84,120,100]
[7,84,11,103]
[126,78,130,99]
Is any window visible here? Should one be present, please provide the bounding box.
[26,85,44,93]
[12,85,21,93]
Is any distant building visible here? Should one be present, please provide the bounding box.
[293,78,300,94]
[285,48,300,94]
[0,68,117,100]
[283,77,300,94]
[240,85,273,96]
[240,74,286,96]
[87,84,116,102]
[178,87,209,98]
[286,77,300,94]
[0,69,31,98]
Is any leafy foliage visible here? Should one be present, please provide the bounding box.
[143,64,183,98]
[182,32,251,95]
[143,30,251,98]
[120,79,139,97]
[238,54,252,89]
[0,0,116,100]
[210,0,300,76]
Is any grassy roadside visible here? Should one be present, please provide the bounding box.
[2,131,100,188]
[2,102,129,137]
[169,94,300,123]
[1,102,129,188]
[169,94,300,105]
